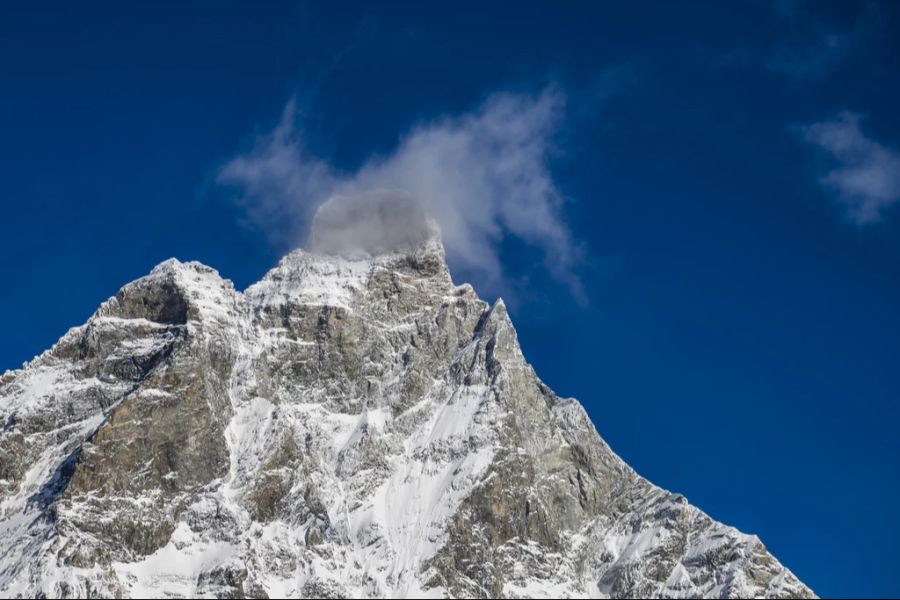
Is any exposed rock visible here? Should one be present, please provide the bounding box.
[0,197,814,598]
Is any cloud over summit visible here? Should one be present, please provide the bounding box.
[217,87,583,299]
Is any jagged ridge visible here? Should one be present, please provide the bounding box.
[0,200,814,598]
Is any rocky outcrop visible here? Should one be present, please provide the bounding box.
[0,197,814,598]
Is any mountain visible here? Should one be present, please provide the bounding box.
[0,195,814,598]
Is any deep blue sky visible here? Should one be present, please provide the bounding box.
[2,2,899,597]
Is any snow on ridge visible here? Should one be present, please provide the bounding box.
[0,238,815,598]
[245,249,373,311]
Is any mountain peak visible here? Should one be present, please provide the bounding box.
[0,207,815,598]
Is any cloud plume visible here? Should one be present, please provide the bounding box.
[218,87,583,298]
[802,112,900,225]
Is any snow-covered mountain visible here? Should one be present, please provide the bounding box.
[0,195,814,598]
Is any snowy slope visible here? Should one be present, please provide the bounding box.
[0,197,814,598]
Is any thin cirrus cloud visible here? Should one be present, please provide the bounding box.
[802,111,900,225]
[766,0,879,80]
[217,86,585,301]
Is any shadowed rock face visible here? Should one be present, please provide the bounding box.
[0,198,815,598]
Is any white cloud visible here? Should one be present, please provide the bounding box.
[218,87,584,299]
[216,99,340,247]
[802,112,900,225]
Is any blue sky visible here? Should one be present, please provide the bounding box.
[2,2,899,596]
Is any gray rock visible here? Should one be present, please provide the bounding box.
[0,199,815,598]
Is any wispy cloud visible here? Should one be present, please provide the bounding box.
[217,100,339,247]
[767,0,878,80]
[802,112,900,225]
[218,86,585,300]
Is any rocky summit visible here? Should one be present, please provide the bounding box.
[0,196,814,598]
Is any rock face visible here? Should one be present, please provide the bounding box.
[0,199,814,598]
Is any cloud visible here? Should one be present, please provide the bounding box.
[216,99,340,247]
[767,0,877,80]
[802,112,900,225]
[306,191,436,257]
[218,86,584,299]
